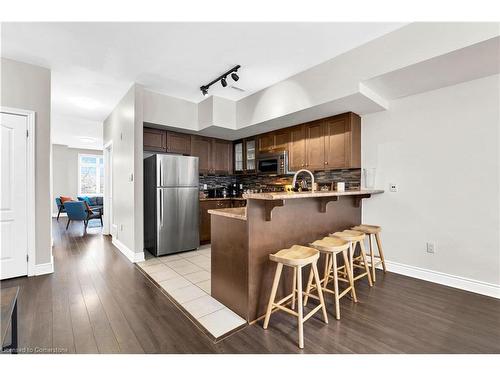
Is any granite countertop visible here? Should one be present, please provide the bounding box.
[199,197,246,201]
[208,207,247,221]
[242,189,384,200]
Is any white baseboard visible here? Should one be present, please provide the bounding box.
[34,256,54,276]
[112,238,145,263]
[379,260,500,299]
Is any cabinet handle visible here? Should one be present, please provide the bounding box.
[325,161,328,165]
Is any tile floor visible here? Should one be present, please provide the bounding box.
[137,245,246,339]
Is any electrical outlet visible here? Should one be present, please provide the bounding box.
[426,242,436,254]
[390,183,398,192]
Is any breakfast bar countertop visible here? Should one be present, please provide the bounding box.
[208,207,247,221]
[242,189,384,200]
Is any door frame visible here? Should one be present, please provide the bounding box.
[1,106,36,276]
[103,140,113,236]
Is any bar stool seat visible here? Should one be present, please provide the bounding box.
[270,245,319,266]
[351,224,387,282]
[330,230,373,288]
[304,237,357,319]
[352,224,381,234]
[263,245,328,349]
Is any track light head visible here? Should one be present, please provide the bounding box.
[231,72,239,82]
[221,77,227,87]
[201,86,209,96]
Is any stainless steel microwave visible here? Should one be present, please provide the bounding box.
[257,151,290,175]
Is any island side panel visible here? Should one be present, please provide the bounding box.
[246,196,361,322]
[210,215,249,320]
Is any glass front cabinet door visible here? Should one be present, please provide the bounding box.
[245,139,256,173]
[234,141,244,173]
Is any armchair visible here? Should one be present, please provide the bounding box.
[64,201,103,234]
[55,197,66,221]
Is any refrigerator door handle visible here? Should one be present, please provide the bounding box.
[159,159,162,186]
[159,189,163,227]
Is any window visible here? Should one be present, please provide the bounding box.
[78,154,104,195]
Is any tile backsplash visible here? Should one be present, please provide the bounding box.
[200,169,361,192]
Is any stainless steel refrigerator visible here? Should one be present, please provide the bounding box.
[144,154,199,256]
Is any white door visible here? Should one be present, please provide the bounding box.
[0,112,28,279]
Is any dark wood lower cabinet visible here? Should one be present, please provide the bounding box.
[199,199,246,244]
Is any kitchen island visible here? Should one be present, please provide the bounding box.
[208,189,383,322]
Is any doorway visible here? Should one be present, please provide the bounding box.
[0,108,35,279]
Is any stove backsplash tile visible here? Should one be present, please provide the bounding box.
[199,169,360,192]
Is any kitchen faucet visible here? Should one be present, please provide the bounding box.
[291,169,315,192]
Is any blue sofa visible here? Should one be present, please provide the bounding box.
[77,196,103,208]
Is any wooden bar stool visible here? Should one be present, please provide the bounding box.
[351,224,387,282]
[263,245,328,349]
[303,237,357,319]
[330,230,373,288]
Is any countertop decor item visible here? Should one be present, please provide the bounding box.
[364,168,376,189]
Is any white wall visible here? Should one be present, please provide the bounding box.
[143,89,197,130]
[362,74,500,288]
[1,57,52,265]
[103,84,144,260]
[52,145,103,214]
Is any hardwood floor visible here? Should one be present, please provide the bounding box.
[1,218,499,353]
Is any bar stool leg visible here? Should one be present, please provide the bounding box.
[375,232,387,273]
[291,267,297,310]
[296,265,304,349]
[312,261,328,324]
[332,253,340,320]
[342,250,357,303]
[263,263,283,329]
[323,253,332,289]
[359,240,373,287]
[303,265,314,306]
[369,234,376,282]
[348,241,354,297]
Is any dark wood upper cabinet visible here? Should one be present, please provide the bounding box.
[144,127,167,152]
[234,141,244,173]
[288,125,306,172]
[212,139,232,175]
[233,138,256,174]
[191,136,212,174]
[324,112,361,169]
[324,117,347,169]
[145,111,360,175]
[305,121,325,171]
[245,138,256,173]
[257,133,275,154]
[257,131,289,154]
[273,130,289,151]
[167,131,191,155]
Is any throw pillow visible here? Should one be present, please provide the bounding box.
[60,196,73,203]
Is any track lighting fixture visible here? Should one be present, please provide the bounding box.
[200,65,240,96]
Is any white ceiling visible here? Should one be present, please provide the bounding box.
[1,22,405,128]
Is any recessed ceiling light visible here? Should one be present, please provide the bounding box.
[79,136,97,143]
[70,97,101,110]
